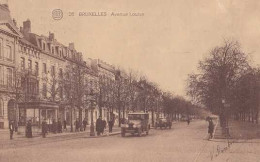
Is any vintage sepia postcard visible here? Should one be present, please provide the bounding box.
[0,0,260,161]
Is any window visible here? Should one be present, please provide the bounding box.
[35,62,39,76]
[0,66,3,85]
[42,83,47,97]
[52,47,54,54]
[21,57,25,70]
[5,45,12,61]
[59,68,63,79]
[43,63,47,74]
[6,68,12,87]
[28,59,32,70]
[59,86,63,99]
[51,66,55,76]
[0,98,3,116]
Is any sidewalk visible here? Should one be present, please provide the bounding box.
[0,125,121,143]
[213,120,260,140]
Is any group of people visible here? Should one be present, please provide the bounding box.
[74,118,88,132]
[9,114,115,139]
[96,116,115,136]
[41,119,64,138]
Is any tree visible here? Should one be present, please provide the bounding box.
[187,40,251,125]
[63,62,87,131]
[233,68,260,123]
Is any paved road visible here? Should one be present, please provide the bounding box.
[0,120,259,162]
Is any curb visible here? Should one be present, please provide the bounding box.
[86,132,121,138]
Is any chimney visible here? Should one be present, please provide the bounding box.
[49,32,55,41]
[69,43,74,50]
[23,19,31,34]
[0,0,9,9]
[13,19,17,26]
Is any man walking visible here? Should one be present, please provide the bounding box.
[26,120,33,138]
[108,119,113,133]
[9,120,15,140]
[208,118,214,139]
[96,116,102,136]
[187,118,190,125]
[63,120,67,131]
[57,119,62,133]
[75,118,80,132]
[83,118,87,131]
[101,119,107,135]
[42,119,48,138]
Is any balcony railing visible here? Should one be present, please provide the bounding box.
[21,69,39,77]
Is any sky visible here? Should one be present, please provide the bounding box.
[6,0,260,97]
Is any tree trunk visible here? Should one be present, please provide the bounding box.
[70,107,73,132]
[152,109,154,127]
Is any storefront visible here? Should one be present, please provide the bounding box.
[18,101,59,127]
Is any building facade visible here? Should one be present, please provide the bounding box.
[0,3,23,128]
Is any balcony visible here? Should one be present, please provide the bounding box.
[21,69,39,78]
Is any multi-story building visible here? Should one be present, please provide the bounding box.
[0,2,100,129]
[0,3,23,128]
[91,59,115,121]
[18,20,67,127]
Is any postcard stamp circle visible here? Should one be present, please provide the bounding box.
[52,9,63,20]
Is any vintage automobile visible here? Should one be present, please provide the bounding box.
[121,112,150,137]
[155,117,172,129]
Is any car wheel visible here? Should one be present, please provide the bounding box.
[146,131,149,135]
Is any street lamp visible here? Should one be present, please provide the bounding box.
[222,99,230,137]
[89,90,96,136]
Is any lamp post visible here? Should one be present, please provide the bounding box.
[89,90,96,136]
[222,99,230,137]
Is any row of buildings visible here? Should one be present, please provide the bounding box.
[0,3,162,129]
[0,3,116,129]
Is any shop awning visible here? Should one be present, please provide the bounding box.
[18,101,59,109]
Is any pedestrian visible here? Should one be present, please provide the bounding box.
[14,120,18,132]
[26,120,33,138]
[63,120,67,131]
[96,116,102,136]
[42,119,48,138]
[9,120,15,140]
[75,118,80,132]
[208,118,214,139]
[52,119,57,134]
[187,118,190,125]
[101,119,107,135]
[83,118,87,131]
[57,119,62,133]
[108,119,113,133]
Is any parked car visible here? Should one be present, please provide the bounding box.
[121,112,150,137]
[155,117,172,129]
